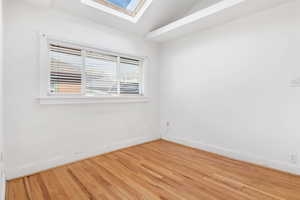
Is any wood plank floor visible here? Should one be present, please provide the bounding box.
[7,140,300,200]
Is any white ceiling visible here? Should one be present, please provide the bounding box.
[23,0,200,36]
[22,0,295,39]
[147,0,294,42]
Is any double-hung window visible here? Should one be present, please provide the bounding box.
[40,35,146,104]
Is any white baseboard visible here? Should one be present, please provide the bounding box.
[163,136,300,176]
[7,136,160,180]
[0,172,5,200]
[7,135,300,180]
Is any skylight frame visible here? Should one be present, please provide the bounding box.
[81,0,153,23]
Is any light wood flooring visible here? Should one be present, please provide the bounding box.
[6,140,300,200]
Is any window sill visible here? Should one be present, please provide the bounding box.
[38,96,150,105]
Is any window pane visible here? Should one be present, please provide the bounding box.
[49,44,82,95]
[120,58,141,95]
[106,0,143,12]
[85,51,118,96]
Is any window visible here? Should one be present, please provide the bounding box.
[85,51,118,96]
[104,0,145,15]
[81,0,152,23]
[49,44,83,95]
[40,34,147,104]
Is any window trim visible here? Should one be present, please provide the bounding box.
[38,96,149,105]
[39,33,149,104]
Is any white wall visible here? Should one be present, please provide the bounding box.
[161,0,300,175]
[3,0,300,182]
[0,0,5,198]
[4,0,160,179]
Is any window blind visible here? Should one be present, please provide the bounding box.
[47,42,143,97]
[49,44,83,94]
[85,51,118,95]
[120,57,141,95]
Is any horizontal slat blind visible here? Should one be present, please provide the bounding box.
[120,57,141,95]
[47,42,143,97]
[49,44,83,94]
[85,51,118,96]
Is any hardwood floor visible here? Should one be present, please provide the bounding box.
[7,140,300,200]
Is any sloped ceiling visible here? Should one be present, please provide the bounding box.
[22,0,295,39]
[23,0,200,35]
[23,0,53,7]
[147,0,294,42]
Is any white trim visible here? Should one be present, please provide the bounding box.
[0,171,5,200]
[146,0,245,41]
[163,136,300,176]
[39,33,50,97]
[40,33,148,60]
[38,96,149,104]
[116,56,121,95]
[81,50,87,95]
[81,0,153,23]
[133,0,152,23]
[6,136,159,180]
[40,33,148,104]
[6,135,300,180]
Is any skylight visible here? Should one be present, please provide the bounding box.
[107,0,132,9]
[106,0,143,13]
[82,0,152,23]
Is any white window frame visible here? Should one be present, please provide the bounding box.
[39,33,149,104]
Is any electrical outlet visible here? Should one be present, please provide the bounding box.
[163,121,171,137]
[290,153,298,164]
[166,121,170,127]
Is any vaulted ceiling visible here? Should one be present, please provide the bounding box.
[23,0,200,35]
[22,0,294,39]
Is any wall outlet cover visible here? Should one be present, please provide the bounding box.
[290,154,298,164]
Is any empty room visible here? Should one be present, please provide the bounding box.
[1,0,300,199]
